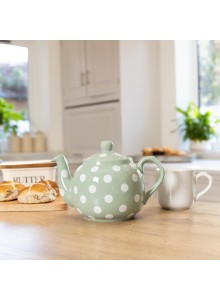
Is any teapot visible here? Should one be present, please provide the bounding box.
[53,141,164,222]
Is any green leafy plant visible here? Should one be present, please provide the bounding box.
[176,102,220,142]
[0,98,24,135]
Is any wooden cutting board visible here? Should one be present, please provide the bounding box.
[0,196,67,212]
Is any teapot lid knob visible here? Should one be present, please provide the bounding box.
[100,140,113,152]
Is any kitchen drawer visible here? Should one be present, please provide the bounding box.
[64,102,121,157]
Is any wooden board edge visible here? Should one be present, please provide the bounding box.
[0,197,68,212]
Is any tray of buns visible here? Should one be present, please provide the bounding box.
[131,147,196,163]
[0,180,67,212]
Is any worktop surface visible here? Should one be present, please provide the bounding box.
[0,199,220,260]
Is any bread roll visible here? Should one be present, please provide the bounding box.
[39,180,59,196]
[143,147,152,156]
[18,183,57,204]
[143,146,186,156]
[0,181,25,202]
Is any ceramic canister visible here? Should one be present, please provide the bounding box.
[0,160,57,186]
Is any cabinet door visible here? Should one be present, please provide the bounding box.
[61,41,87,107]
[86,41,119,98]
[64,102,121,157]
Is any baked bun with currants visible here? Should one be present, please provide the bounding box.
[18,182,57,204]
[39,179,59,196]
[0,181,25,202]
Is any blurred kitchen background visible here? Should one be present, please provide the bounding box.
[0,40,220,158]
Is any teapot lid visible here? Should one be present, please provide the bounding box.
[84,141,130,165]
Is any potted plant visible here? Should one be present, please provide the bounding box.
[0,98,24,152]
[0,98,24,135]
[175,102,220,151]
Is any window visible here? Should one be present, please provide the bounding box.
[197,41,220,110]
[0,42,30,134]
[197,40,220,147]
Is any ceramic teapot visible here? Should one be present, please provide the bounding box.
[54,141,165,222]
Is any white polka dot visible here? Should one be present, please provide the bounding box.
[91,166,99,172]
[112,165,121,172]
[77,208,82,214]
[89,185,96,193]
[100,153,107,157]
[104,194,113,203]
[121,183,128,192]
[74,186,78,194]
[59,189,65,197]
[61,170,68,178]
[80,195,87,203]
[94,206,102,214]
[93,176,99,183]
[105,214,114,219]
[119,205,127,212]
[132,174,138,182]
[96,161,101,165]
[88,215,95,220]
[80,174,86,182]
[103,175,112,183]
[134,194,140,202]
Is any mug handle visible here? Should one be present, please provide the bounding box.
[137,156,165,205]
[195,171,213,201]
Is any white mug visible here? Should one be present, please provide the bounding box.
[157,167,213,210]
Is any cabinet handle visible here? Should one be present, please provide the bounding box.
[86,70,90,85]
[80,72,86,86]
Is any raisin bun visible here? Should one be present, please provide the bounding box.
[0,181,25,202]
[18,182,57,204]
[39,180,59,196]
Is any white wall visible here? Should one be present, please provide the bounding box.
[159,41,179,149]
[12,40,64,152]
[174,40,198,150]
[158,40,198,150]
[175,40,198,108]
[119,40,161,154]
[12,40,197,155]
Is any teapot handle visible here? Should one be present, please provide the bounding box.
[137,156,165,205]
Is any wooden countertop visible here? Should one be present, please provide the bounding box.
[0,199,220,260]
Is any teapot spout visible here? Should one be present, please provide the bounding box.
[53,154,73,206]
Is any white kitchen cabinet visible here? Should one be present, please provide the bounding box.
[61,41,161,156]
[64,102,121,157]
[86,41,119,99]
[61,41,87,104]
[61,40,119,107]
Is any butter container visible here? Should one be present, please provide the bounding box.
[0,160,57,186]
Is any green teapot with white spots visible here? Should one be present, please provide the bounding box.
[54,141,164,222]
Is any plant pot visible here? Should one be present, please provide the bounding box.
[190,140,212,151]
